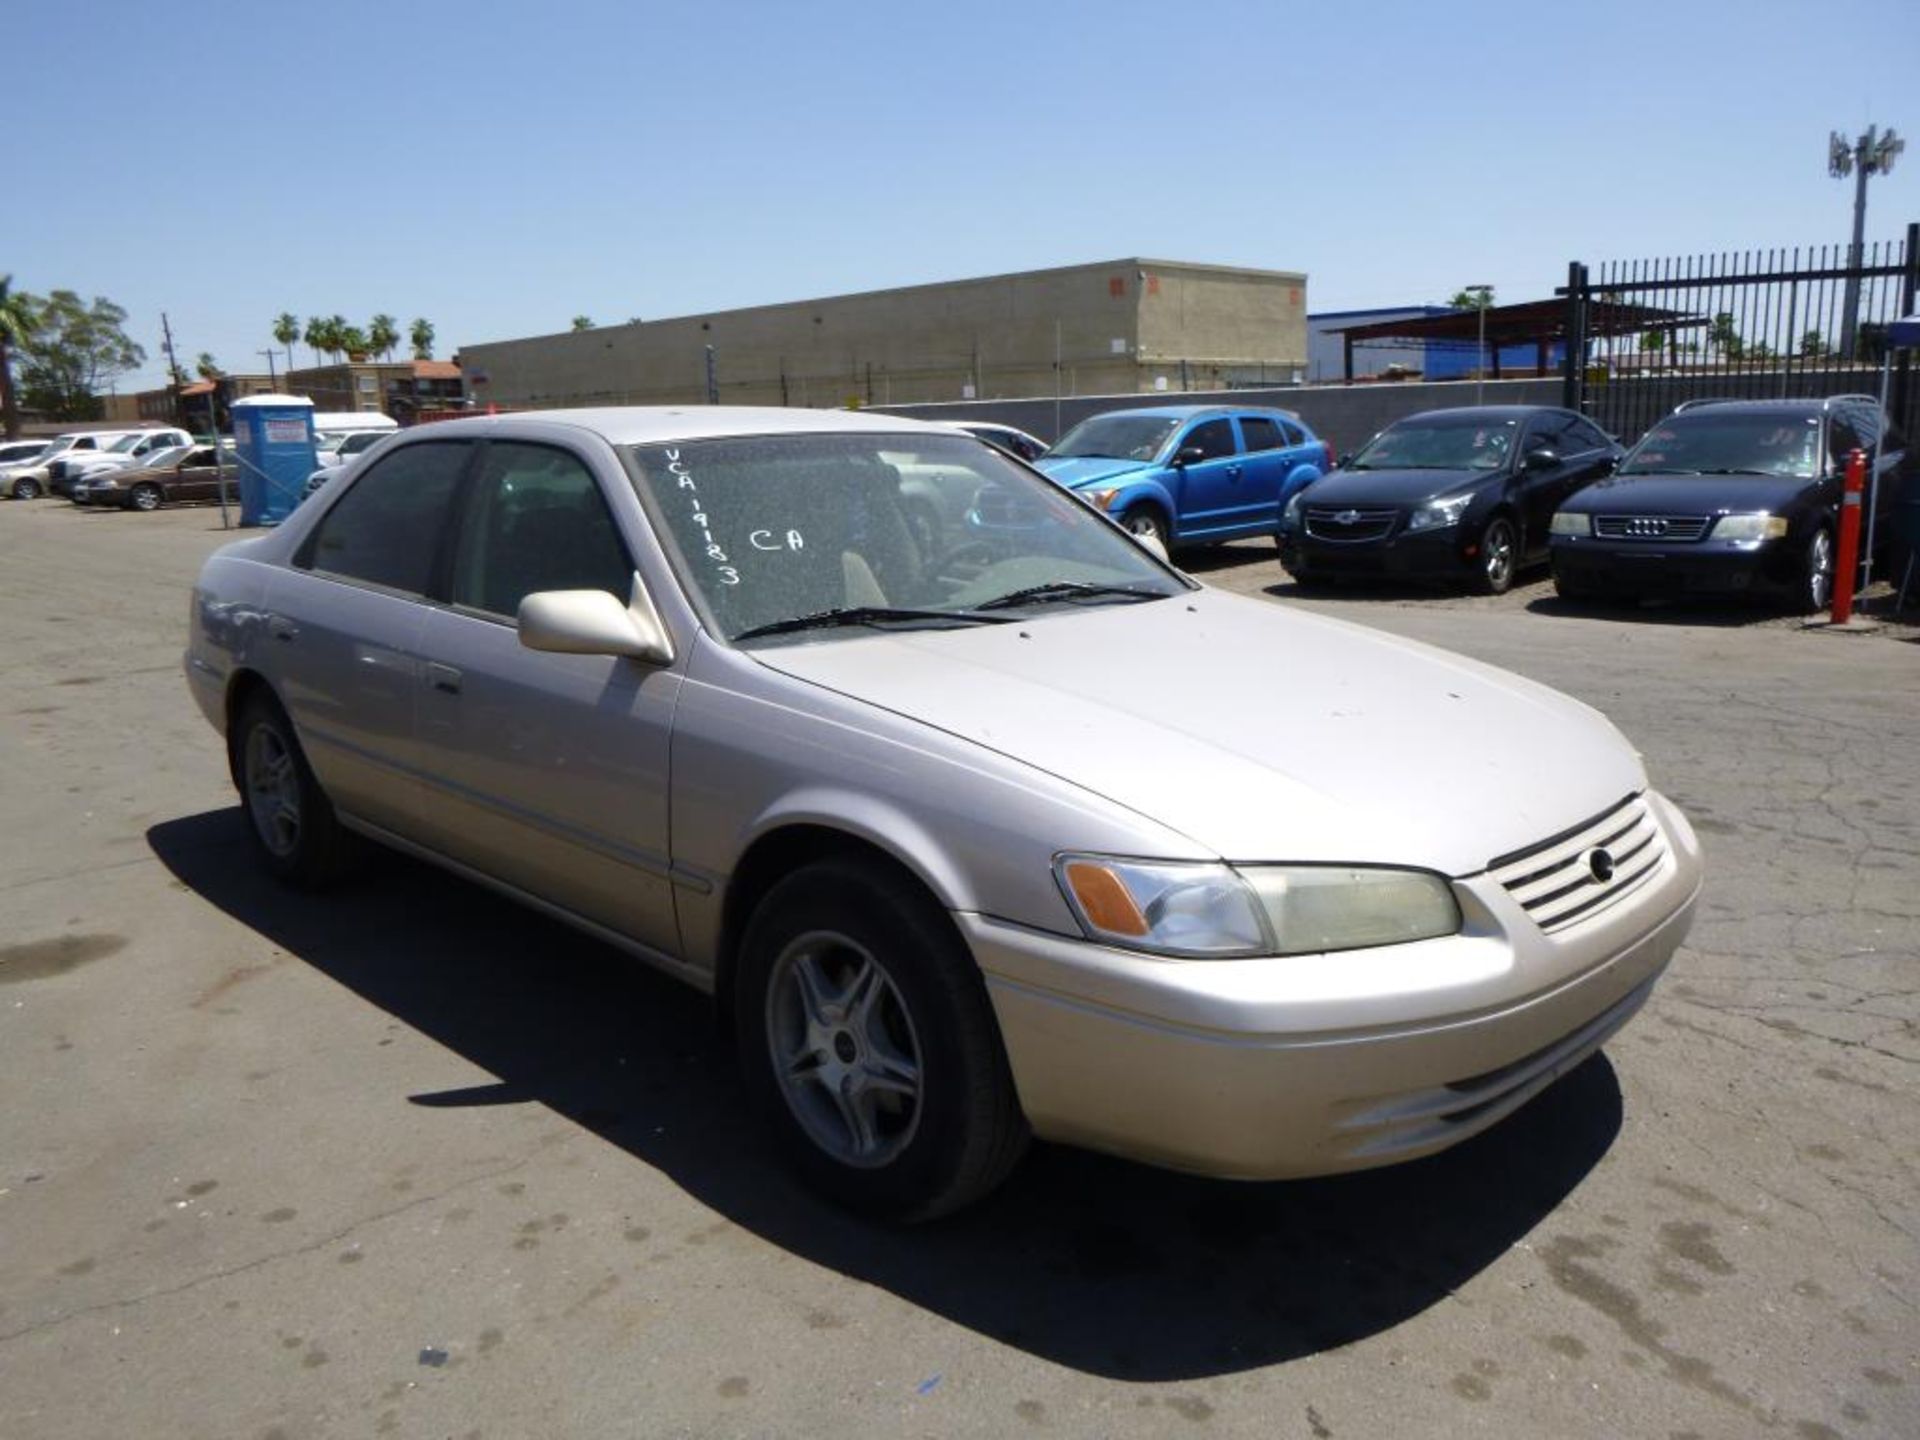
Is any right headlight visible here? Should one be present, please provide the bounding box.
[1055,855,1460,958]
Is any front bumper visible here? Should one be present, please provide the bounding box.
[968,791,1701,1180]
[1550,536,1795,595]
[1281,523,1474,582]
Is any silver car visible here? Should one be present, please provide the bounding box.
[186,407,1701,1218]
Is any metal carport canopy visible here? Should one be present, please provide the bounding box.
[1324,299,1700,383]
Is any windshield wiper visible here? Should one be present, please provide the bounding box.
[733,606,1013,641]
[975,581,1167,611]
[1690,467,1785,476]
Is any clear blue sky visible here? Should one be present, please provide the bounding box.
[12,0,1920,393]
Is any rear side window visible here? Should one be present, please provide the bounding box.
[1183,419,1237,461]
[302,441,470,595]
[449,443,633,620]
[1564,418,1611,452]
[1239,416,1285,452]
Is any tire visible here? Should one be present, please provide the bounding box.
[129,483,163,512]
[734,858,1028,1220]
[12,476,41,501]
[232,691,358,887]
[1121,506,1170,550]
[1797,526,1835,614]
[1471,514,1519,595]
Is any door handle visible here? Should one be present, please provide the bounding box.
[426,662,463,696]
[266,616,298,642]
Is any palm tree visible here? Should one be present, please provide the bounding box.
[328,315,350,362]
[409,317,435,360]
[0,275,39,440]
[195,352,224,380]
[273,312,300,373]
[369,314,399,362]
[571,315,595,331]
[340,325,371,361]
[303,316,327,367]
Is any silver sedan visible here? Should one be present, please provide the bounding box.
[186,407,1701,1218]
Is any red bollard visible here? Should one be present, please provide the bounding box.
[1829,447,1867,624]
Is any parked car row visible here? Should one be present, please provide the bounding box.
[1272,396,1910,611]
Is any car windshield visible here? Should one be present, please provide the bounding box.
[1049,415,1180,463]
[1350,416,1517,471]
[1620,414,1820,477]
[107,434,147,453]
[623,432,1185,644]
[141,446,194,469]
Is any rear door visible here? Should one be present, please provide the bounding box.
[413,439,684,957]
[1234,414,1295,518]
[268,439,474,837]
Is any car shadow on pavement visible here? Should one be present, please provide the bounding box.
[1524,593,1785,627]
[150,808,1624,1382]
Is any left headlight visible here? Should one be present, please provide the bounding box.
[1405,492,1474,534]
[1711,512,1788,541]
[1082,487,1119,511]
[1055,855,1460,958]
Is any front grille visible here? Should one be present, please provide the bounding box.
[1593,515,1711,541]
[1489,794,1669,934]
[1304,506,1398,542]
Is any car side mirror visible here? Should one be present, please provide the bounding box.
[1336,452,1353,468]
[1174,445,1207,467]
[518,583,673,664]
[1525,448,1559,471]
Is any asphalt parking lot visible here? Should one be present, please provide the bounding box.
[2,499,1916,1440]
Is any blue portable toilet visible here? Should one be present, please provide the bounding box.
[230,394,318,526]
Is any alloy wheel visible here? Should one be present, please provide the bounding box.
[1806,528,1834,612]
[244,723,302,858]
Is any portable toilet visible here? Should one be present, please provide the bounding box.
[230,394,318,525]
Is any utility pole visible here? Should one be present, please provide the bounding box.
[257,348,277,386]
[160,312,182,426]
[1830,125,1905,361]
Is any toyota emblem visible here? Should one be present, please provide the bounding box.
[1587,847,1616,883]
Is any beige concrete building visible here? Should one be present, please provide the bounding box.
[459,258,1309,410]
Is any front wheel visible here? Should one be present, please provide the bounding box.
[11,476,42,501]
[1798,526,1835,614]
[1471,515,1519,595]
[129,483,163,512]
[734,859,1028,1220]
[1121,506,1170,550]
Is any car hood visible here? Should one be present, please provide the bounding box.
[753,589,1643,876]
[1302,467,1490,507]
[1034,456,1155,489]
[1560,472,1816,513]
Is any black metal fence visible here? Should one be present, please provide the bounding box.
[1563,223,1919,444]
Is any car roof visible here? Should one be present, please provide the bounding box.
[1072,404,1304,423]
[410,406,965,447]
[1667,397,1871,417]
[1398,405,1570,422]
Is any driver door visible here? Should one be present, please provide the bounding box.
[1167,417,1245,539]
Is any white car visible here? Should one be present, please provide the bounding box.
[5,431,127,499]
[54,429,194,491]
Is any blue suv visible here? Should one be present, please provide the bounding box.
[1036,405,1331,548]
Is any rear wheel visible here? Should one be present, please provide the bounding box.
[233,692,357,887]
[1471,515,1518,595]
[129,483,163,512]
[734,858,1028,1220]
[11,476,41,501]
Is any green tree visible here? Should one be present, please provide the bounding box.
[571,315,595,331]
[409,317,435,360]
[273,312,300,373]
[339,325,370,360]
[303,315,335,367]
[15,290,146,422]
[368,313,399,362]
[0,275,41,439]
[1707,312,1743,361]
[1640,329,1664,353]
[195,351,224,380]
[1448,287,1494,310]
[1799,329,1828,359]
[328,315,351,361]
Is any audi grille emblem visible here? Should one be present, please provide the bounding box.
[1587,847,1616,884]
[1335,509,1361,525]
[1626,517,1669,537]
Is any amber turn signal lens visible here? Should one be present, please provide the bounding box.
[1062,860,1150,937]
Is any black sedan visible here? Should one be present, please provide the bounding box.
[1548,397,1910,612]
[1278,407,1622,594]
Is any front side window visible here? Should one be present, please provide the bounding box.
[449,443,633,619]
[624,432,1185,644]
[1182,419,1237,461]
[302,441,470,594]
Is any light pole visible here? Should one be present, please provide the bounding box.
[256,348,277,386]
[1463,285,1493,404]
[1830,126,1904,362]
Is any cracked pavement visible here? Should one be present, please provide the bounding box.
[1,509,1915,1438]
